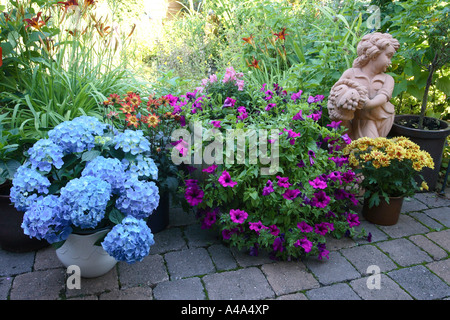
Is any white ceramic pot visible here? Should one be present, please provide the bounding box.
[56,229,117,278]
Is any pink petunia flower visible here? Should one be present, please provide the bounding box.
[276,176,291,188]
[230,209,248,224]
[282,189,301,200]
[294,237,312,253]
[202,164,218,173]
[297,221,313,233]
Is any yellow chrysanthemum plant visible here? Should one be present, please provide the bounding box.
[343,136,434,208]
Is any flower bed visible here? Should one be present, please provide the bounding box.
[169,67,365,260]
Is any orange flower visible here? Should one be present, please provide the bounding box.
[274,28,288,41]
[247,57,260,69]
[23,12,48,31]
[159,95,170,106]
[125,92,141,108]
[57,0,79,11]
[242,35,254,45]
[119,104,135,114]
[104,93,122,106]
[125,114,140,128]
[147,114,160,128]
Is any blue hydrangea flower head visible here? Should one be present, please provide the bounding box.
[123,154,158,180]
[27,139,64,172]
[82,156,127,192]
[60,176,112,229]
[10,164,51,211]
[113,129,151,155]
[115,178,160,219]
[21,195,72,243]
[102,216,155,264]
[48,116,106,153]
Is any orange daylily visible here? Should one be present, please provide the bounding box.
[247,57,260,69]
[274,28,288,41]
[242,35,254,45]
[57,0,79,11]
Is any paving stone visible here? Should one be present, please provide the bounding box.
[275,293,308,300]
[0,276,12,300]
[378,214,430,238]
[164,248,215,279]
[99,286,153,300]
[207,244,237,271]
[401,197,428,212]
[34,247,64,270]
[304,251,360,285]
[261,261,320,296]
[150,227,187,254]
[231,247,275,267]
[203,267,275,300]
[305,283,361,300]
[414,193,450,208]
[0,249,35,276]
[324,235,356,251]
[9,269,66,300]
[349,274,413,300]
[408,211,445,231]
[65,267,119,298]
[423,207,450,228]
[426,259,450,284]
[388,265,450,300]
[183,223,221,248]
[340,244,397,274]
[409,235,448,260]
[153,277,206,300]
[426,229,450,252]
[377,238,432,267]
[354,220,389,243]
[169,207,197,227]
[118,254,169,288]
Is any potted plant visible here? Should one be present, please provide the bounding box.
[0,113,48,252]
[172,78,368,261]
[103,91,183,233]
[343,136,434,226]
[388,1,450,190]
[10,116,159,278]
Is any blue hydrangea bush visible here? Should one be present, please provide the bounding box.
[10,116,159,264]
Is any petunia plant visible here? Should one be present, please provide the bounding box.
[174,81,366,261]
[10,116,159,264]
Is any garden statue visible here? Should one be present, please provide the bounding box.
[327,32,400,140]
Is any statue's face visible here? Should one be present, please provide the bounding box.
[372,45,395,73]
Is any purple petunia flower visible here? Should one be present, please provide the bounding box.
[297,221,313,233]
[327,120,342,129]
[311,191,330,208]
[262,180,274,195]
[265,103,276,111]
[308,150,316,166]
[249,221,266,233]
[282,188,301,200]
[292,110,305,121]
[307,96,315,104]
[211,120,222,128]
[230,209,248,224]
[276,176,291,188]
[291,90,303,101]
[218,170,237,187]
[185,184,204,206]
[346,212,360,228]
[268,225,280,236]
[223,97,236,108]
[273,237,284,252]
[294,237,312,253]
[309,176,328,189]
[329,156,348,167]
[201,210,217,229]
[341,133,352,144]
[202,164,218,173]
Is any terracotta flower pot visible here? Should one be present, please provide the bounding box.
[362,196,404,226]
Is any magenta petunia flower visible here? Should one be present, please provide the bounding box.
[297,221,313,233]
[268,224,280,236]
[282,188,300,200]
[223,97,236,108]
[314,222,334,235]
[184,185,204,206]
[307,96,315,104]
[341,170,356,183]
[294,237,312,253]
[308,177,328,189]
[276,176,291,188]
[202,164,218,173]
[318,243,329,260]
[291,90,303,101]
[218,170,237,187]
[293,110,305,121]
[265,103,276,111]
[230,209,248,224]
[311,191,330,208]
[211,120,221,128]
[201,210,217,229]
[341,133,352,144]
[185,179,198,187]
[249,221,266,233]
[327,120,342,129]
[308,150,316,165]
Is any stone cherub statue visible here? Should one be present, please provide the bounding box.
[327,32,400,140]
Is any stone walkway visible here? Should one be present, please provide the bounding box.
[1,191,449,301]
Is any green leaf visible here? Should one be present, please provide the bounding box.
[81,149,101,162]
[436,76,450,95]
[109,208,125,225]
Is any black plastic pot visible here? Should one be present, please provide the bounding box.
[389,115,450,191]
[0,193,49,253]
[147,192,170,234]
